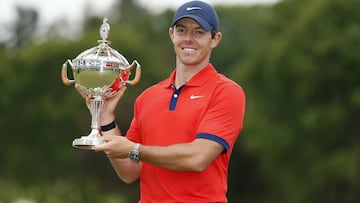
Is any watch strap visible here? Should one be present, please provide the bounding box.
[133,143,140,151]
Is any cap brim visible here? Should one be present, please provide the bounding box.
[171,14,213,31]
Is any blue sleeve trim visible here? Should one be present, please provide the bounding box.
[196,133,229,154]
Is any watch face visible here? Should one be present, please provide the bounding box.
[129,150,140,162]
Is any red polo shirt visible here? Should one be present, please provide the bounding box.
[126,64,246,203]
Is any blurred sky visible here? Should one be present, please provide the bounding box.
[0,0,278,25]
[0,0,278,41]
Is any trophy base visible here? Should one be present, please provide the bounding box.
[72,136,104,150]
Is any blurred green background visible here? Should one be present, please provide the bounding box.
[0,0,359,202]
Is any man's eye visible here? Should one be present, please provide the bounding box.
[177,28,186,33]
[195,30,205,36]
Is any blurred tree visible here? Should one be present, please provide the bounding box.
[8,7,39,48]
[231,0,360,202]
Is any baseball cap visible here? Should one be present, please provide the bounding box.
[170,1,219,32]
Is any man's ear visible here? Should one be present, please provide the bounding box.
[169,27,175,42]
[211,32,222,49]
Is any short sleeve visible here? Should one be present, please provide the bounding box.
[196,83,246,152]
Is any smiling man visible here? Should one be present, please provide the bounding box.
[92,1,246,202]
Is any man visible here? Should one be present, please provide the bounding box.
[94,1,246,202]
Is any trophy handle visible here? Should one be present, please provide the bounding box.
[61,60,75,86]
[126,60,141,86]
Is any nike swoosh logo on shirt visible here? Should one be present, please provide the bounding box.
[190,95,204,100]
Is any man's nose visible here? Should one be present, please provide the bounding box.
[184,30,194,40]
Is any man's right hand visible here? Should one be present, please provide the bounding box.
[75,84,127,125]
[100,86,127,125]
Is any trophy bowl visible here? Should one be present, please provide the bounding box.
[61,17,141,150]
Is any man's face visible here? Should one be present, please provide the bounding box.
[169,18,221,67]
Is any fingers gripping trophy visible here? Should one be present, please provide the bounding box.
[61,17,141,150]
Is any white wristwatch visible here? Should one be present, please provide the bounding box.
[129,143,141,162]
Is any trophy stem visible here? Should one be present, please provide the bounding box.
[72,95,105,150]
[90,95,105,132]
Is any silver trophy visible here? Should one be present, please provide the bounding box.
[61,17,141,150]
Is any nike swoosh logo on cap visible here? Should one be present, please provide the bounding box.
[186,7,202,11]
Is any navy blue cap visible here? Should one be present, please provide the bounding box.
[171,1,219,32]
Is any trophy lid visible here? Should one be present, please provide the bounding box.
[72,17,129,70]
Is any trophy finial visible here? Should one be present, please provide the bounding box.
[100,17,110,41]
